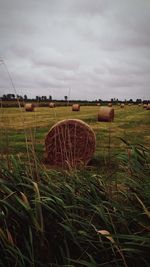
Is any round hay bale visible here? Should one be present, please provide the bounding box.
[97,103,101,106]
[147,104,150,110]
[143,104,147,109]
[25,103,34,112]
[45,119,96,168]
[120,103,125,108]
[49,102,55,108]
[117,103,121,106]
[128,103,132,106]
[108,103,112,107]
[138,103,142,107]
[98,107,114,122]
[72,104,80,111]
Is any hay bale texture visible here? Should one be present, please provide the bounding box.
[45,119,96,168]
[25,103,34,112]
[108,103,112,107]
[120,103,125,108]
[147,104,150,110]
[143,104,147,109]
[49,102,55,108]
[72,104,80,111]
[98,107,114,122]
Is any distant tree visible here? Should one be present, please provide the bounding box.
[129,99,133,103]
[136,98,142,103]
[41,96,47,100]
[49,95,52,101]
[24,94,27,100]
[64,96,68,101]
[2,94,7,99]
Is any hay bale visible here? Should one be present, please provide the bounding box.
[49,102,55,108]
[117,103,121,106]
[138,103,142,106]
[97,103,101,106]
[143,104,147,109]
[72,104,80,111]
[25,103,34,112]
[108,103,112,107]
[45,119,96,168]
[147,104,150,110]
[98,107,114,122]
[128,103,132,106]
[120,103,125,108]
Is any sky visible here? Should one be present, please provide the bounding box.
[0,0,150,100]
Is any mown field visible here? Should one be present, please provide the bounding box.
[0,105,149,162]
[0,104,150,267]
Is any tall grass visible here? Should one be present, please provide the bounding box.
[0,143,150,267]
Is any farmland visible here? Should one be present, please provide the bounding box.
[0,104,149,162]
[0,104,150,267]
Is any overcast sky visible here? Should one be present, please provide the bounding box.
[0,0,150,100]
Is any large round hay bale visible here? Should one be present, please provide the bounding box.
[147,104,150,110]
[143,104,147,109]
[98,107,114,122]
[49,102,55,108]
[45,119,96,168]
[97,103,101,106]
[72,104,80,111]
[120,103,125,108]
[138,103,142,107]
[25,103,34,112]
[108,103,112,107]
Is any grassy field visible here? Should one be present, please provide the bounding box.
[0,104,150,266]
[0,104,149,163]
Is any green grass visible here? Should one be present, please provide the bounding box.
[0,105,149,162]
[0,104,150,266]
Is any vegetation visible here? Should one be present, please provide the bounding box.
[0,104,150,266]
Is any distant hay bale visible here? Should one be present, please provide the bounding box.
[98,107,114,122]
[138,103,142,106]
[72,104,80,111]
[49,102,55,108]
[25,103,34,112]
[128,103,132,106]
[120,103,125,108]
[45,119,96,168]
[117,103,121,106]
[147,104,150,110]
[97,103,101,106]
[108,103,112,107]
[143,104,147,109]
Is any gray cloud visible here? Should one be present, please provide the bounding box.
[0,0,150,100]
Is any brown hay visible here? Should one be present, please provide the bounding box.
[72,104,80,111]
[97,103,101,106]
[147,104,150,110]
[138,103,142,106]
[120,103,125,108]
[24,103,34,112]
[49,102,55,108]
[108,103,112,107]
[45,119,96,168]
[98,107,114,122]
[143,104,147,109]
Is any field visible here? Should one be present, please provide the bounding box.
[1,105,149,161]
[0,104,150,267]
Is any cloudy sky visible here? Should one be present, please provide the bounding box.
[0,0,150,100]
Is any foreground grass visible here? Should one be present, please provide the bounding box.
[0,144,150,267]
